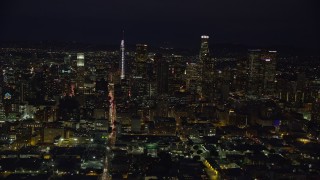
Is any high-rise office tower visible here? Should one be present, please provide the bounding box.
[247,50,277,95]
[120,34,125,80]
[4,67,16,87]
[312,97,320,124]
[261,50,277,94]
[155,54,169,95]
[135,44,148,62]
[199,35,215,101]
[185,62,201,93]
[199,36,210,62]
[77,53,85,67]
[168,55,186,94]
[135,44,148,77]
[0,103,5,121]
[76,53,85,93]
[248,49,263,94]
[131,44,149,101]
[64,54,71,65]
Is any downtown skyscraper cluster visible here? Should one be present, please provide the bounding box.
[0,34,319,179]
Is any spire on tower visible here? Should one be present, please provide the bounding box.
[120,31,125,80]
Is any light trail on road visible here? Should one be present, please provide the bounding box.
[101,83,117,180]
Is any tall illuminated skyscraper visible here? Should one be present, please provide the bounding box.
[199,35,210,62]
[155,54,168,95]
[76,53,85,93]
[199,35,215,101]
[247,49,277,95]
[120,33,125,80]
[77,53,85,67]
[261,50,277,94]
[247,49,262,94]
[135,44,148,77]
[135,44,148,62]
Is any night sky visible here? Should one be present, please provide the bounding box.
[1,0,319,49]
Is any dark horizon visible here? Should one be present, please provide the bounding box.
[1,40,319,58]
[1,0,319,50]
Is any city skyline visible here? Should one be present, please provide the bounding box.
[0,1,320,179]
[0,34,319,179]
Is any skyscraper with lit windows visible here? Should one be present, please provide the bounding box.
[199,35,215,101]
[120,35,125,80]
[135,44,148,78]
[135,44,148,63]
[199,36,210,62]
[262,50,277,94]
[247,49,277,95]
[76,53,85,94]
[155,54,169,95]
